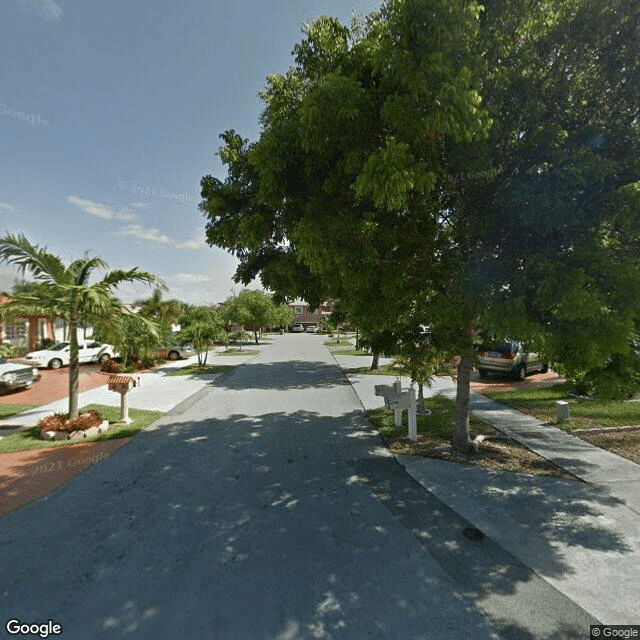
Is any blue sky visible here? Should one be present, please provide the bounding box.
[0,0,380,304]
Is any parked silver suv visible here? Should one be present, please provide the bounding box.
[475,341,548,380]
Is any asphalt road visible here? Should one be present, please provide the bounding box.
[1,335,595,639]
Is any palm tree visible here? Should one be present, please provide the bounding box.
[0,233,164,418]
[136,287,184,338]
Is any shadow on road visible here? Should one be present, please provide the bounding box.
[1,400,616,638]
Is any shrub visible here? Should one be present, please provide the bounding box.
[100,358,122,373]
[38,409,103,432]
[0,344,18,358]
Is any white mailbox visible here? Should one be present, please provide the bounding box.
[374,381,417,441]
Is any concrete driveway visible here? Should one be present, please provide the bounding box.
[1,335,596,639]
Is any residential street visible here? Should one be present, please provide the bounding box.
[1,335,597,639]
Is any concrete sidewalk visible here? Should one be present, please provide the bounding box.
[0,347,258,436]
[443,388,640,515]
[335,355,640,625]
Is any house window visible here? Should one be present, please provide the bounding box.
[5,320,27,342]
[295,306,304,315]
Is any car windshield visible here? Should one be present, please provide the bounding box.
[50,342,70,351]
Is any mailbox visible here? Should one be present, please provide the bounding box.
[108,375,141,392]
[108,375,141,424]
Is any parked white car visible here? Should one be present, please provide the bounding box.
[25,340,117,369]
[0,357,40,393]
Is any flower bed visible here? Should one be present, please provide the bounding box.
[38,409,110,441]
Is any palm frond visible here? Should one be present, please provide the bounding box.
[0,233,68,283]
[69,254,109,286]
[101,268,167,291]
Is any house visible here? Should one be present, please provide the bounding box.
[289,300,332,329]
[0,295,57,351]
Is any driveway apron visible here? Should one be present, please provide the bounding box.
[1,335,595,639]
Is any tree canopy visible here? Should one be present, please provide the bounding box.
[222,290,295,343]
[178,306,227,366]
[201,0,640,449]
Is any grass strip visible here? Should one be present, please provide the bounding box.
[324,339,354,347]
[367,395,572,478]
[166,364,236,377]
[0,404,164,454]
[0,403,38,420]
[484,382,640,430]
[219,349,260,356]
[331,349,372,356]
[344,363,403,376]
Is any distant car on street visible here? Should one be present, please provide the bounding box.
[475,340,548,380]
[0,357,40,393]
[290,323,304,333]
[305,325,317,333]
[157,344,196,360]
[24,340,116,369]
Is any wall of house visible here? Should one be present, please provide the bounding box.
[289,303,332,328]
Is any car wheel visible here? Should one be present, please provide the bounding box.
[98,353,110,364]
[516,365,526,381]
[48,358,62,370]
[168,351,179,360]
[478,369,488,378]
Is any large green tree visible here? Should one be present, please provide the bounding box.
[202,0,640,450]
[178,306,228,366]
[222,290,294,343]
[0,234,163,418]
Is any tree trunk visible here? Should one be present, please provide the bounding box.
[452,352,474,453]
[371,352,380,370]
[254,330,259,344]
[68,316,80,419]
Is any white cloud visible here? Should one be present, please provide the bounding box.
[113,224,173,245]
[67,194,136,221]
[110,224,204,251]
[171,273,212,283]
[130,202,151,209]
[0,201,16,212]
[175,239,203,251]
[23,0,63,22]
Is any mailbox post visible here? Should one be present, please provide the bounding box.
[108,375,141,424]
[374,381,418,442]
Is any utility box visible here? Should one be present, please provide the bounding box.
[555,400,571,423]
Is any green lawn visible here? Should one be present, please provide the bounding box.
[367,395,573,477]
[0,404,164,454]
[324,338,354,347]
[368,395,492,441]
[331,349,371,356]
[344,363,404,376]
[166,364,236,376]
[0,403,38,420]
[219,349,260,356]
[485,382,640,430]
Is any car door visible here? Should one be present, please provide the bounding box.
[77,343,90,363]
